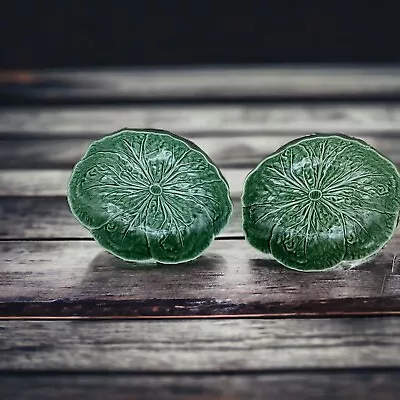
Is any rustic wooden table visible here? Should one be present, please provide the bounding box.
[1,66,400,399]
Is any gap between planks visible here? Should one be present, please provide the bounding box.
[0,236,245,242]
[1,311,400,321]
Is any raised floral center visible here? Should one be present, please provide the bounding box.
[149,183,163,196]
[308,189,322,201]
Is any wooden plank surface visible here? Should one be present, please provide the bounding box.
[2,66,400,400]
[0,136,284,169]
[0,197,243,239]
[2,67,400,399]
[3,66,400,101]
[3,104,400,136]
[2,371,400,400]
[2,134,400,169]
[1,318,400,371]
[0,239,399,317]
[0,169,247,196]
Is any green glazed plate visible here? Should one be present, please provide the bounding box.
[242,133,400,271]
[68,129,233,263]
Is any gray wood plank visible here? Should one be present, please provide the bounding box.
[4,66,400,100]
[2,104,400,136]
[0,197,242,239]
[0,169,247,196]
[0,136,271,169]
[2,134,400,169]
[2,371,400,400]
[0,239,399,317]
[1,318,400,371]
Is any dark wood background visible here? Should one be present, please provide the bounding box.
[2,1,400,69]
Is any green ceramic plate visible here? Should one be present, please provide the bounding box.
[242,133,400,271]
[68,129,233,263]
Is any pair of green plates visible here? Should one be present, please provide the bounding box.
[68,129,400,272]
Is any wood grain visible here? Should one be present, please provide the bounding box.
[3,66,400,396]
[3,104,400,136]
[2,371,400,400]
[3,66,400,101]
[2,134,400,169]
[0,239,399,317]
[0,169,247,196]
[0,197,243,239]
[1,318,400,371]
